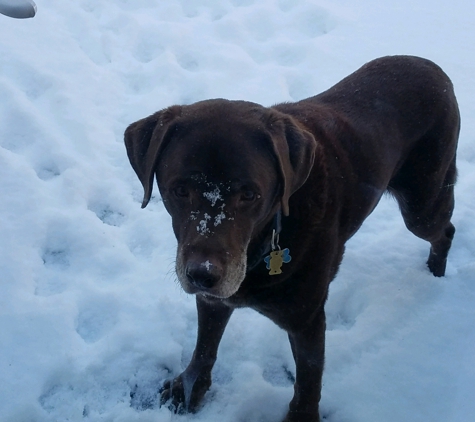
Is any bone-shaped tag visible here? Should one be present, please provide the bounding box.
[264,248,291,275]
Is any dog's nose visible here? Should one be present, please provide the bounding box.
[185,261,221,290]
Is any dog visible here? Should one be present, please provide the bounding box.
[124,55,459,422]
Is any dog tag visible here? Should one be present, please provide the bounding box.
[264,248,291,275]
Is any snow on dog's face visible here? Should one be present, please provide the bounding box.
[124,99,316,298]
[156,119,280,298]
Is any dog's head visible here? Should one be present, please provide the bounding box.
[125,99,316,298]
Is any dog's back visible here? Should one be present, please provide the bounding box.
[314,56,458,138]
[275,55,459,275]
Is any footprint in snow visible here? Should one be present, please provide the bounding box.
[75,299,119,344]
[176,51,200,72]
[35,163,62,181]
[132,33,165,63]
[35,246,71,296]
[89,203,126,227]
[263,364,295,387]
[325,283,368,331]
[129,376,165,411]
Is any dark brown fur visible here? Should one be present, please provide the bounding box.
[124,56,459,421]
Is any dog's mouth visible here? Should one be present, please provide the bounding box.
[175,248,248,299]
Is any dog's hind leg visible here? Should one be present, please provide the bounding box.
[389,152,457,277]
[426,220,455,277]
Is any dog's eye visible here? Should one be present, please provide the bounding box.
[174,186,189,198]
[240,190,260,202]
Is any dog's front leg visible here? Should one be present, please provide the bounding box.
[284,308,326,422]
[160,295,233,412]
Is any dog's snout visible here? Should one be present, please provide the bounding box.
[186,261,221,290]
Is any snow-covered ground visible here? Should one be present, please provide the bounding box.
[1,1,474,421]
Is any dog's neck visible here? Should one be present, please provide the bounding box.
[246,210,282,273]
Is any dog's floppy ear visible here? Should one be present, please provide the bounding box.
[264,112,317,216]
[124,106,182,208]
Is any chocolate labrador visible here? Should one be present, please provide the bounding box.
[124,56,459,421]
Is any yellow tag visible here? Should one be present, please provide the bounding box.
[264,248,291,275]
[268,250,284,275]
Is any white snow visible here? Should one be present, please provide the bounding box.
[203,186,223,207]
[214,211,226,227]
[1,1,475,421]
[202,261,212,271]
[197,213,211,236]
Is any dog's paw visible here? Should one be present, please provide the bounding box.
[427,245,449,277]
[159,371,211,413]
[159,377,186,413]
[427,253,447,277]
